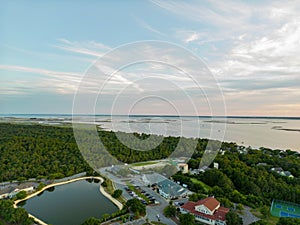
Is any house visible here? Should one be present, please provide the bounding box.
[213,162,219,169]
[0,185,34,199]
[199,166,209,173]
[190,165,210,175]
[0,193,9,199]
[0,186,15,199]
[141,173,167,186]
[178,163,189,174]
[257,163,267,166]
[271,167,294,178]
[282,171,294,178]
[8,186,34,198]
[271,167,283,173]
[190,169,200,175]
[157,179,188,199]
[180,197,229,225]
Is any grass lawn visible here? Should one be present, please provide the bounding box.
[251,208,279,225]
[131,161,159,167]
[126,182,150,203]
[103,177,126,204]
[190,178,212,192]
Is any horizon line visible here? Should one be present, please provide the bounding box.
[1,113,300,119]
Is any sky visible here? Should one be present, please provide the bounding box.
[1,0,300,116]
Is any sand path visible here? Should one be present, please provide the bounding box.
[13,176,123,225]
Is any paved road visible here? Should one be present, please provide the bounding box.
[100,167,179,224]
[240,206,260,225]
[113,177,177,224]
[115,183,133,200]
[143,187,177,225]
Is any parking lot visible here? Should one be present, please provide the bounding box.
[100,167,187,225]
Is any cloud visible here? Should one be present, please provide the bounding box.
[132,16,165,37]
[151,0,300,116]
[0,65,82,94]
[151,0,266,35]
[214,17,300,90]
[154,1,300,86]
[54,38,111,57]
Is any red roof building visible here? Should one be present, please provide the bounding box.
[180,197,229,225]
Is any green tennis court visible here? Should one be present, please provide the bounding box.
[271,199,300,219]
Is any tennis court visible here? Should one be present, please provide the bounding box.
[271,199,300,218]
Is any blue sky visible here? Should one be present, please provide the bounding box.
[1,0,300,116]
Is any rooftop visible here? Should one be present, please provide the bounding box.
[181,197,229,221]
[158,178,187,197]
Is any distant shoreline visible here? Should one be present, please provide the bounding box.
[1,118,299,152]
[14,176,123,225]
[1,114,300,120]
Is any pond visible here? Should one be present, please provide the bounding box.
[20,179,118,225]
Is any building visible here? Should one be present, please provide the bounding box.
[271,167,294,178]
[157,179,188,199]
[180,197,229,225]
[213,162,219,169]
[141,173,167,186]
[178,163,189,174]
[0,186,34,199]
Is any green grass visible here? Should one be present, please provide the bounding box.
[131,161,159,167]
[103,177,126,204]
[126,182,150,203]
[251,208,279,225]
[190,178,212,192]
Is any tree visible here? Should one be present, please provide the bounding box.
[226,210,243,225]
[188,193,207,202]
[81,217,100,225]
[37,182,46,191]
[179,213,195,225]
[276,217,300,225]
[0,200,34,225]
[211,185,224,197]
[163,205,176,217]
[100,214,110,222]
[236,203,244,211]
[125,199,146,217]
[249,220,268,225]
[16,191,27,200]
[217,197,234,209]
[260,205,270,219]
[112,189,122,198]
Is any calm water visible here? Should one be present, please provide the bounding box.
[20,180,118,225]
[1,114,300,151]
[87,115,300,152]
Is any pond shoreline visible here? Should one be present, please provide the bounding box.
[13,176,123,225]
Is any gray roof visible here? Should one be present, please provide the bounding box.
[284,171,292,176]
[142,173,167,185]
[158,179,187,197]
[0,187,15,195]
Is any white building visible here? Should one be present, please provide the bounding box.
[180,197,229,225]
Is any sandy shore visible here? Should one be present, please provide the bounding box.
[13,176,123,225]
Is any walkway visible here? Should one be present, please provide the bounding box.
[13,176,123,225]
